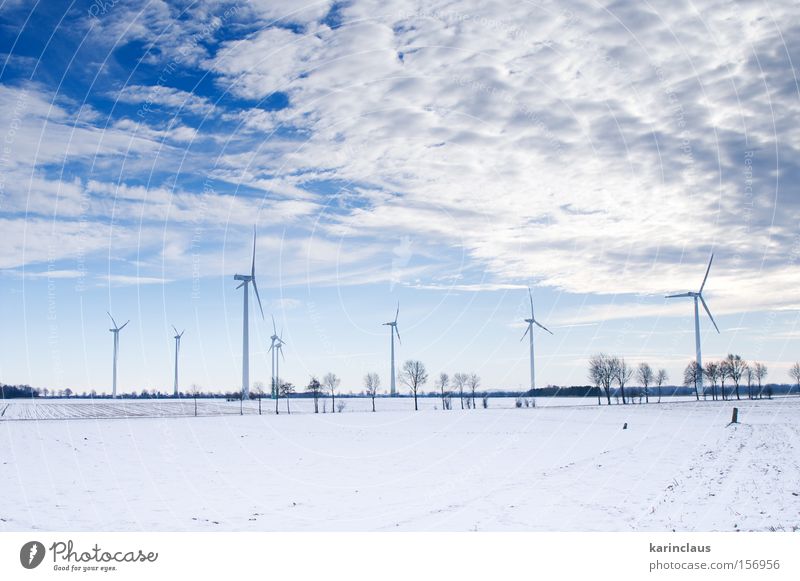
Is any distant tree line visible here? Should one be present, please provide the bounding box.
[587,353,800,405]
[6,358,800,405]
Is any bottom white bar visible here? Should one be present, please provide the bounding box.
[1,532,796,580]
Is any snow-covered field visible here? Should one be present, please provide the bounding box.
[0,395,602,419]
[1,397,798,531]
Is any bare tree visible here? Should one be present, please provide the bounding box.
[400,360,428,411]
[437,372,449,410]
[253,381,265,415]
[589,354,616,405]
[190,383,200,416]
[323,372,340,413]
[614,357,632,404]
[308,376,322,413]
[589,355,603,405]
[725,354,746,400]
[279,382,295,414]
[655,369,668,403]
[754,362,768,399]
[468,373,481,409]
[364,372,380,412]
[744,364,754,399]
[719,359,731,400]
[790,362,800,395]
[453,372,468,409]
[683,361,701,400]
[703,362,720,401]
[637,362,653,404]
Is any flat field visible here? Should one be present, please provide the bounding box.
[1,397,797,531]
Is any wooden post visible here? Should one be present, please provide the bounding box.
[731,407,738,424]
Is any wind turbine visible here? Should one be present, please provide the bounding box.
[107,312,129,398]
[234,226,264,400]
[268,315,280,399]
[383,302,401,396]
[520,288,552,391]
[172,326,184,397]
[273,331,286,415]
[665,253,720,390]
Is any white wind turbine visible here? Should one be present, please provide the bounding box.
[383,302,401,396]
[273,331,286,414]
[234,226,264,400]
[172,326,184,397]
[268,315,280,399]
[107,312,129,398]
[665,253,720,390]
[520,288,553,391]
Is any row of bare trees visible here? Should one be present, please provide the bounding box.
[435,371,482,410]
[360,362,485,412]
[684,355,771,400]
[272,358,800,415]
[302,373,343,414]
[588,354,668,405]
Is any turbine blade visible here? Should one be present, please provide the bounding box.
[394,301,399,324]
[700,295,720,333]
[107,311,118,328]
[120,320,129,330]
[534,320,554,335]
[252,277,265,319]
[394,325,402,345]
[665,292,692,298]
[251,225,257,279]
[520,323,531,342]
[280,346,285,361]
[699,253,714,293]
[528,287,534,318]
[172,325,179,336]
[236,281,245,290]
[271,314,277,335]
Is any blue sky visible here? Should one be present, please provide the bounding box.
[0,0,798,394]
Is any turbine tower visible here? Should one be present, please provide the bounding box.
[107,312,129,398]
[234,226,264,400]
[665,253,720,389]
[383,302,401,396]
[520,288,553,391]
[172,326,184,397]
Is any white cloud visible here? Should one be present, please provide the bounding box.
[3,0,798,318]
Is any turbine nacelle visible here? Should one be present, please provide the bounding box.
[383,302,401,342]
[664,253,720,334]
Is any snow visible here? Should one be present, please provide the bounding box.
[1,397,798,531]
